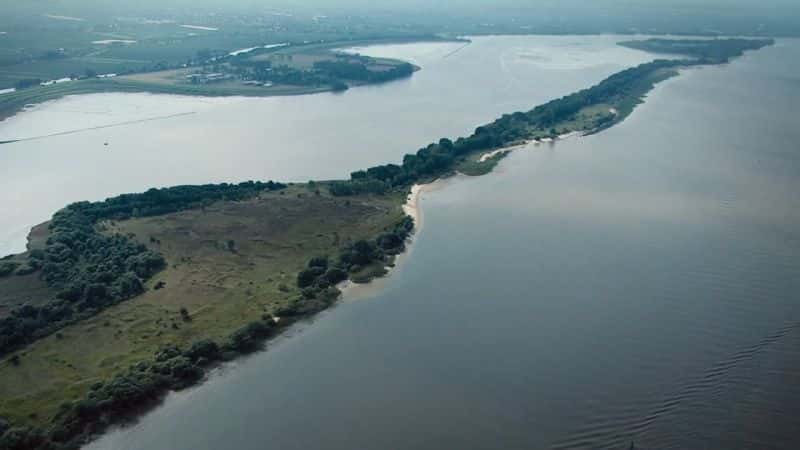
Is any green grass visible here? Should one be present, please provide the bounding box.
[349,261,390,283]
[0,273,55,319]
[0,185,406,427]
[456,151,510,176]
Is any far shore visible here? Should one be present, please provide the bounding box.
[0,36,466,123]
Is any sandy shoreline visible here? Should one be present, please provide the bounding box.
[478,142,528,162]
[338,180,440,299]
[476,131,584,163]
[402,183,424,226]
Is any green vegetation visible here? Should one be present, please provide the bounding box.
[327,38,773,198]
[456,151,511,176]
[0,185,407,449]
[618,38,775,63]
[0,4,451,91]
[0,36,447,121]
[0,182,285,358]
[0,38,774,449]
[224,45,416,91]
[328,58,686,196]
[0,41,426,121]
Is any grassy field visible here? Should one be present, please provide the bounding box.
[529,103,616,138]
[0,223,54,317]
[0,184,406,427]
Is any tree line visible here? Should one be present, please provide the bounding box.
[0,38,773,449]
[227,53,414,91]
[1,319,278,449]
[0,212,414,450]
[329,58,689,197]
[0,181,285,358]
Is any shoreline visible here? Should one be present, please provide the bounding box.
[401,183,425,227]
[0,36,465,123]
[0,38,773,449]
[477,130,585,163]
[338,180,441,300]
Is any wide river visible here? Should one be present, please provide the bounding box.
[4,36,800,449]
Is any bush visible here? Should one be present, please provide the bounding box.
[0,262,18,277]
[184,339,219,363]
[307,256,328,269]
[0,426,45,450]
[226,321,272,352]
[297,267,324,288]
[14,263,38,276]
[324,267,347,284]
[14,78,42,89]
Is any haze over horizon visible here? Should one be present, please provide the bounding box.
[3,0,799,36]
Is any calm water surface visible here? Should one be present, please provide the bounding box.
[9,36,800,449]
[0,36,647,255]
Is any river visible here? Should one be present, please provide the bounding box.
[0,35,648,256]
[3,36,800,449]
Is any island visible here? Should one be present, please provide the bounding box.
[0,38,773,449]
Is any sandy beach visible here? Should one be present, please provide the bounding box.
[338,180,443,300]
[402,183,424,225]
[476,131,584,163]
[478,142,528,162]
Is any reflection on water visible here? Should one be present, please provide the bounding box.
[0,35,650,256]
[27,37,800,450]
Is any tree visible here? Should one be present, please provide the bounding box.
[14,78,41,90]
[308,256,328,269]
[0,262,18,277]
[324,267,347,284]
[331,81,349,92]
[297,268,320,288]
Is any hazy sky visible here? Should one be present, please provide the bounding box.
[8,0,800,12]
[4,0,798,34]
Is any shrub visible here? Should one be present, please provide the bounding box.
[307,256,328,269]
[0,262,18,277]
[324,267,347,284]
[184,339,220,363]
[226,321,272,352]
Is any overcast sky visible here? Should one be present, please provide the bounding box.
[4,0,798,32]
[8,0,799,11]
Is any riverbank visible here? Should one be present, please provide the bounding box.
[87,37,800,450]
[476,131,585,163]
[0,184,411,438]
[0,38,774,450]
[337,183,425,300]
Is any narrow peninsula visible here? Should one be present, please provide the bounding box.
[0,38,773,450]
